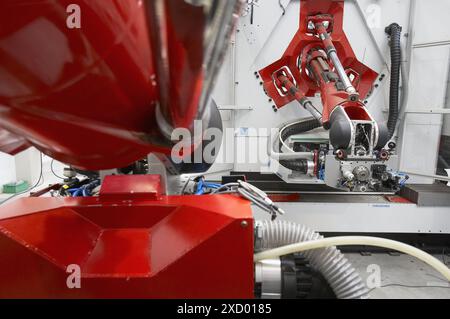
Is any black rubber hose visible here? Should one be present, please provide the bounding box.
[385,23,402,139]
[279,118,321,152]
[279,159,309,173]
[279,118,321,172]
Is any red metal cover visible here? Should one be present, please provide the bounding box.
[259,0,377,109]
[0,192,254,298]
[99,175,162,201]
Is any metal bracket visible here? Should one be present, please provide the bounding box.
[218,105,253,110]
[405,109,450,114]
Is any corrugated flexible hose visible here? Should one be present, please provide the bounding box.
[385,23,402,139]
[279,118,321,173]
[255,220,369,299]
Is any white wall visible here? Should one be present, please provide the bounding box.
[0,148,42,193]
[0,153,15,188]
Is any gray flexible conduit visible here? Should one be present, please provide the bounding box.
[256,220,369,299]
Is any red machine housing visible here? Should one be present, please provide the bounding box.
[0,0,160,170]
[0,175,254,298]
[259,0,377,125]
[0,0,252,299]
[0,0,214,170]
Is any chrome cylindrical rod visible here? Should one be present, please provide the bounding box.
[328,50,356,94]
[316,24,356,94]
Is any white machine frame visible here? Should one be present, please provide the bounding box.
[209,0,450,234]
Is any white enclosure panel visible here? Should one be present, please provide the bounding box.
[346,0,411,70]
[399,46,449,182]
[347,0,412,123]
[253,202,450,234]
[240,0,297,70]
[204,109,235,175]
[212,49,234,107]
[407,47,450,110]
[412,0,450,46]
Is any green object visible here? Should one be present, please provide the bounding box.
[2,180,29,194]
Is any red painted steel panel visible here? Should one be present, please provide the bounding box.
[259,0,377,109]
[0,0,220,170]
[0,207,101,267]
[99,175,162,200]
[0,194,254,298]
[82,229,152,276]
[0,129,30,155]
[0,0,167,170]
[146,0,206,130]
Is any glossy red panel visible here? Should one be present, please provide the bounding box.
[0,0,166,169]
[82,229,152,276]
[99,175,162,200]
[0,191,254,298]
[259,0,377,109]
[0,129,30,155]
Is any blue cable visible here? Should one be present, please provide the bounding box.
[85,179,100,197]
[319,166,325,181]
[67,179,101,197]
[203,183,222,189]
[194,180,223,195]
[400,178,408,187]
[73,188,83,197]
[195,179,204,195]
[315,163,324,181]
[392,172,408,187]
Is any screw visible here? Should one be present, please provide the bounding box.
[388,141,396,150]
[241,220,249,228]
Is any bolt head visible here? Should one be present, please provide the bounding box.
[388,142,396,149]
[241,220,249,228]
